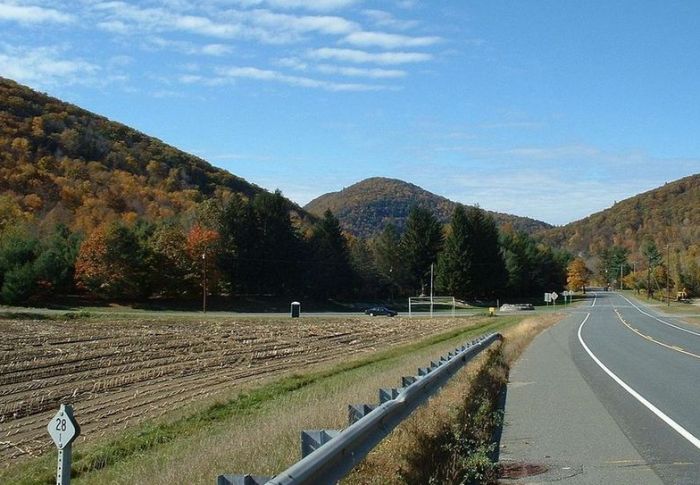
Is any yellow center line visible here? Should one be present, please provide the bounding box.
[615,309,700,360]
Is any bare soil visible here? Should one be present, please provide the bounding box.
[0,315,475,468]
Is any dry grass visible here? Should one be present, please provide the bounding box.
[70,317,511,485]
[342,312,563,485]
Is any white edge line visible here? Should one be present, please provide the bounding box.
[578,312,700,451]
[620,294,700,337]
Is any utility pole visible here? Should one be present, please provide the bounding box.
[430,263,434,318]
[202,251,207,313]
[666,244,670,307]
[620,263,624,290]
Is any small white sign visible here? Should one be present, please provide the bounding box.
[551,292,559,301]
[544,292,551,302]
[47,404,79,450]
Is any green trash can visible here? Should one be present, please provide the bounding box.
[291,301,301,318]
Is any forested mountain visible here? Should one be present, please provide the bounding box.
[0,76,567,305]
[304,177,552,238]
[540,174,700,258]
[0,76,313,234]
[539,173,700,296]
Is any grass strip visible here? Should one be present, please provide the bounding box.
[2,316,518,485]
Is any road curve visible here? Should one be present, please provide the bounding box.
[499,291,700,484]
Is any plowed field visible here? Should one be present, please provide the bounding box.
[0,314,473,467]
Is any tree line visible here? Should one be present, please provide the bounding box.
[0,193,569,306]
[566,238,700,301]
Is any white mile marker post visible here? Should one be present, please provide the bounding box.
[47,404,81,485]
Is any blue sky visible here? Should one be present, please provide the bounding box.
[1,0,699,225]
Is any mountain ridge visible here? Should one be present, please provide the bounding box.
[538,172,700,259]
[0,76,315,235]
[304,177,553,238]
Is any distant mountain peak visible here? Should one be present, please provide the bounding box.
[304,177,551,238]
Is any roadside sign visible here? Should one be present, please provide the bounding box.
[551,292,559,301]
[544,293,551,303]
[48,404,80,485]
[48,404,80,449]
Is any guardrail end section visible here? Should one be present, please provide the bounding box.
[217,474,272,485]
[301,430,341,458]
[348,404,378,425]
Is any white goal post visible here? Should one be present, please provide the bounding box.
[408,296,456,318]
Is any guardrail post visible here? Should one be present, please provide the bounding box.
[217,474,272,485]
[418,367,431,376]
[379,388,402,403]
[348,404,378,425]
[301,430,340,458]
[401,376,418,387]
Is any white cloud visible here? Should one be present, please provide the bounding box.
[316,64,405,78]
[343,31,441,49]
[148,36,233,56]
[174,14,245,38]
[201,43,232,56]
[248,9,359,36]
[361,9,418,30]
[308,47,432,64]
[219,0,359,11]
[0,3,73,24]
[0,44,100,88]
[215,65,391,91]
[92,3,360,44]
[276,57,309,70]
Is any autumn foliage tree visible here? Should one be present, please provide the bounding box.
[567,258,591,293]
[186,224,220,296]
[75,223,150,299]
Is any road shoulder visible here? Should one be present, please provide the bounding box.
[498,312,664,484]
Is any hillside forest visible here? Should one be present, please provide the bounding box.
[541,174,700,300]
[0,76,569,306]
[5,73,699,307]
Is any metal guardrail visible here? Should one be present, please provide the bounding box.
[219,332,502,485]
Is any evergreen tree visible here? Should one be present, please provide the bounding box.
[349,237,380,298]
[436,205,472,297]
[0,224,40,304]
[250,190,302,295]
[307,209,352,298]
[501,230,565,297]
[641,239,662,297]
[371,223,404,300]
[219,194,260,295]
[402,205,444,295]
[465,206,507,299]
[598,245,629,288]
[34,224,81,295]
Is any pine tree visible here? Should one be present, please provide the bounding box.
[465,206,507,299]
[372,223,404,299]
[308,209,352,298]
[402,206,444,295]
[436,204,472,297]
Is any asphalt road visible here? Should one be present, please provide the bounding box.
[500,291,700,484]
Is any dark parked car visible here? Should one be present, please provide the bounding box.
[364,306,397,317]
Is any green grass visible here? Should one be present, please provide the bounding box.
[1,316,523,485]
